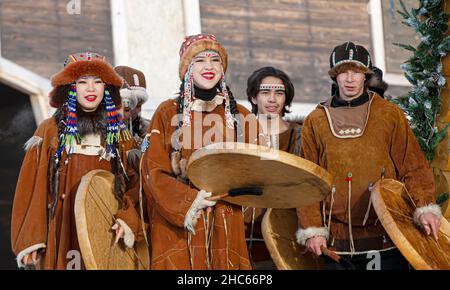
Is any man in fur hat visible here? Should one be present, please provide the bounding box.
[11,52,144,269]
[114,66,150,143]
[332,66,388,98]
[296,42,442,269]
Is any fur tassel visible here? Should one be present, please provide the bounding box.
[179,158,188,179]
[24,136,43,152]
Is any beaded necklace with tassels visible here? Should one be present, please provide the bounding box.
[55,85,81,165]
[103,89,131,161]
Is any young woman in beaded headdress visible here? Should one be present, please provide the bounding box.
[11,52,144,269]
[139,34,259,269]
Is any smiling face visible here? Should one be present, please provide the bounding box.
[336,69,366,100]
[191,50,223,90]
[252,76,286,118]
[75,76,105,112]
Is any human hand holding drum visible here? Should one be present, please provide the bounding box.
[184,190,217,234]
[418,212,441,240]
[112,223,125,244]
[22,251,39,268]
[305,236,327,256]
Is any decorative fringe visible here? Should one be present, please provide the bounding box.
[346,172,355,254]
[219,71,235,129]
[54,85,80,165]
[222,210,232,269]
[202,211,211,270]
[24,136,43,152]
[182,63,194,127]
[138,154,149,247]
[102,89,131,161]
[188,232,194,269]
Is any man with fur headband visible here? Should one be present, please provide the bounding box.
[11,52,144,269]
[244,66,300,269]
[296,42,442,269]
[140,34,259,269]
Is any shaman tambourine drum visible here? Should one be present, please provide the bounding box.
[371,178,450,270]
[186,142,333,208]
[75,170,149,270]
[262,208,324,269]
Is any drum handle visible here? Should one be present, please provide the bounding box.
[321,246,341,263]
[206,187,263,202]
[207,193,229,201]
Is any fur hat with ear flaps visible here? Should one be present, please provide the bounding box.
[177,34,234,129]
[328,41,374,78]
[49,52,123,108]
[178,34,228,80]
[114,66,149,109]
[48,52,130,214]
[49,52,130,165]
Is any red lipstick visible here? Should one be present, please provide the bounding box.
[201,72,216,80]
[84,95,97,102]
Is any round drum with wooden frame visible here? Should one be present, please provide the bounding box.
[261,208,324,269]
[187,142,333,208]
[75,169,149,270]
[371,178,450,270]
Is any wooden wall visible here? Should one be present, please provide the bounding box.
[200,0,372,104]
[0,0,114,79]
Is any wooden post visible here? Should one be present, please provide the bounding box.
[433,0,450,217]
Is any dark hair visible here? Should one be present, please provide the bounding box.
[246,66,295,116]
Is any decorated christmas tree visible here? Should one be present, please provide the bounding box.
[394,0,449,203]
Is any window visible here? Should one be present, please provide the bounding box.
[369,0,419,91]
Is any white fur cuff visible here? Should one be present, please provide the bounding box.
[296,227,329,246]
[413,204,443,227]
[116,219,135,248]
[184,190,216,234]
[16,243,46,268]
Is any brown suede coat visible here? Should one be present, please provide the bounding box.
[142,99,257,270]
[296,93,435,253]
[11,117,141,269]
[244,121,302,262]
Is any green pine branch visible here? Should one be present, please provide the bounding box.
[392,0,449,163]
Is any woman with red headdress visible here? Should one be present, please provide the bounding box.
[141,34,258,270]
